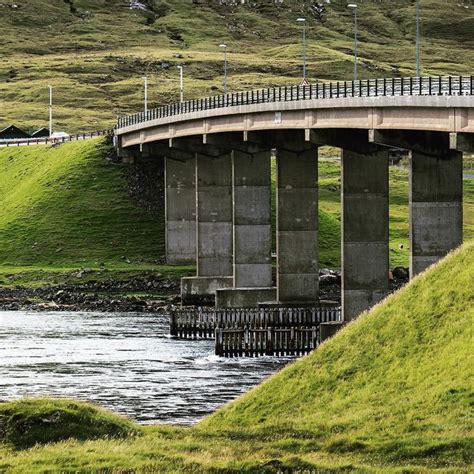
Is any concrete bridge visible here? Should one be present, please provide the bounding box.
[115,76,474,321]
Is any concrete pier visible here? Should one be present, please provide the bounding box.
[181,152,234,304]
[196,153,233,277]
[342,148,389,321]
[276,142,319,303]
[410,151,463,276]
[232,149,272,288]
[165,156,196,265]
[215,148,275,308]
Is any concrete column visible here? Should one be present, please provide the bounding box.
[196,153,233,277]
[410,151,463,277]
[165,157,196,265]
[342,149,389,321]
[232,150,272,288]
[276,145,319,303]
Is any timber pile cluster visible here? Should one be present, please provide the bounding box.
[170,307,342,357]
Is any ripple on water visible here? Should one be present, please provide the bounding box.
[0,311,291,424]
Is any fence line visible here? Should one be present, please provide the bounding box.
[0,129,113,148]
[117,75,474,129]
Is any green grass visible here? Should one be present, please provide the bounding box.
[0,139,165,267]
[0,0,473,133]
[1,242,472,472]
[0,399,138,450]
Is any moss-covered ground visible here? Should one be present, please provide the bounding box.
[1,242,472,472]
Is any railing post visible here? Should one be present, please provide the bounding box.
[392,78,395,96]
[401,77,404,96]
[410,76,413,95]
[449,76,452,95]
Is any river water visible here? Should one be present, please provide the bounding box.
[0,311,291,425]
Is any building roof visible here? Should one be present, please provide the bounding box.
[31,127,50,138]
[0,125,31,139]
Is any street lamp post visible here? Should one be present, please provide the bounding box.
[143,76,148,116]
[348,4,358,82]
[177,66,184,103]
[48,85,53,137]
[296,18,307,82]
[219,44,228,94]
[416,0,421,77]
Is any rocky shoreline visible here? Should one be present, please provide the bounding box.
[0,275,180,313]
[0,267,409,313]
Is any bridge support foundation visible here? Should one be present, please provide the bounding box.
[276,142,319,304]
[342,148,389,321]
[165,156,196,265]
[216,149,275,308]
[410,150,463,277]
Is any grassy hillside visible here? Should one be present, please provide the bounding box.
[1,242,472,472]
[0,0,473,133]
[0,139,165,267]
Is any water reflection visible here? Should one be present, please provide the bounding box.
[0,311,291,425]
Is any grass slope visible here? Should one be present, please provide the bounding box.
[0,139,164,267]
[0,242,472,472]
[0,0,473,132]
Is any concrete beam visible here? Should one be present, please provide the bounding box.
[204,132,269,153]
[342,147,389,321]
[142,142,194,161]
[170,137,222,157]
[369,129,451,156]
[311,129,379,153]
[450,132,474,153]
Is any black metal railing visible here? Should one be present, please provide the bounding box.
[117,75,473,130]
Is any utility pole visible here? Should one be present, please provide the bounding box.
[177,66,184,103]
[296,18,307,82]
[416,0,421,77]
[348,4,358,82]
[48,85,53,137]
[143,76,148,116]
[219,44,228,94]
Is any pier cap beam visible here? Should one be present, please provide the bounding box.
[450,132,474,153]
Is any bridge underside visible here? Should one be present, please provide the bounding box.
[119,126,470,322]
